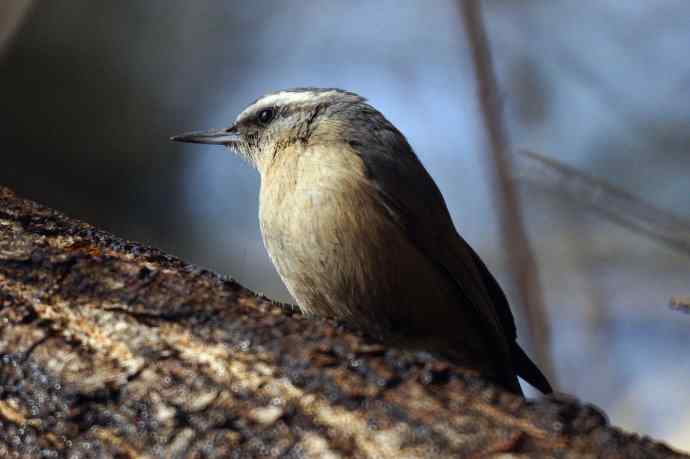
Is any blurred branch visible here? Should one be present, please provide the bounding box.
[0,0,34,59]
[514,150,690,257]
[555,206,616,393]
[1,186,687,458]
[671,296,690,314]
[459,0,555,385]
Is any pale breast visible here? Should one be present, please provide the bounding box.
[257,144,468,342]
[259,143,373,314]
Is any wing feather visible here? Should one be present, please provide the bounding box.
[348,135,519,387]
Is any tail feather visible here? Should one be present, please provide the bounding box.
[513,343,553,394]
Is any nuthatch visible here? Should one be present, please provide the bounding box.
[172,88,552,395]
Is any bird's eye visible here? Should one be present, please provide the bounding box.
[257,108,275,125]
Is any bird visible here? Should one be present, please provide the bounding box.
[172,88,552,395]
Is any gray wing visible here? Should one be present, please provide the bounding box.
[350,127,518,376]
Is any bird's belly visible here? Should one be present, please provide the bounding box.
[259,180,463,342]
[260,185,382,317]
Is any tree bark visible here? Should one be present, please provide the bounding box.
[0,187,685,458]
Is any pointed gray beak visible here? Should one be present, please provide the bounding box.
[170,126,240,145]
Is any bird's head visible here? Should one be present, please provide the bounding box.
[172,88,391,172]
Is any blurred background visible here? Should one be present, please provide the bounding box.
[1,0,689,450]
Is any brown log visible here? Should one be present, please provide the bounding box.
[0,186,685,458]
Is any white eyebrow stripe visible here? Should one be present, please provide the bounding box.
[236,90,341,122]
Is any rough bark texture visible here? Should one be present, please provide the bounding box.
[0,187,685,459]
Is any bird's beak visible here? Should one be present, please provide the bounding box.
[170,126,240,145]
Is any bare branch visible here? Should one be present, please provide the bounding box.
[671,296,690,314]
[458,0,555,385]
[514,150,690,256]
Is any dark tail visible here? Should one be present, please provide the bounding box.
[513,343,553,394]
